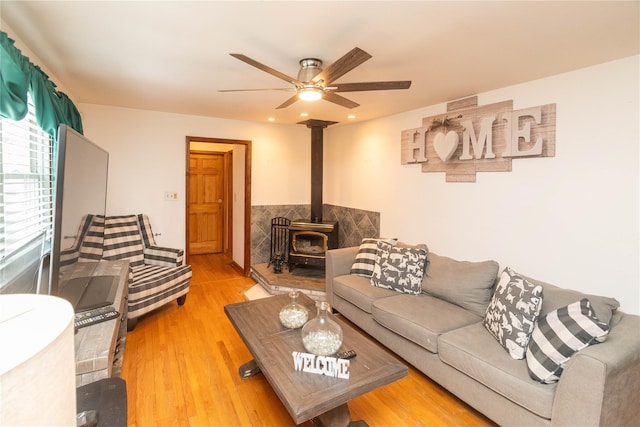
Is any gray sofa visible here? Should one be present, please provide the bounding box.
[326,246,640,427]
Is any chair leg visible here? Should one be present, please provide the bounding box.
[177,295,187,306]
[127,317,138,332]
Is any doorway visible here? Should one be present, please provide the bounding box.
[185,136,251,276]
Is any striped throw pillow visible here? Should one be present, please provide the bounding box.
[526,298,610,384]
[350,238,396,277]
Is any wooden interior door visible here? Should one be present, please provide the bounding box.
[189,152,224,254]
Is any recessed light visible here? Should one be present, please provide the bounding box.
[268,117,275,122]
[300,113,309,117]
[348,115,356,119]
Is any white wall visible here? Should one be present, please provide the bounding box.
[78,104,309,267]
[325,56,640,315]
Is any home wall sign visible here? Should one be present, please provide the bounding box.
[401,96,556,182]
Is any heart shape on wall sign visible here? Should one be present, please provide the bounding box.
[433,131,459,162]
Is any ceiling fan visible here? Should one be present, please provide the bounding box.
[220,47,411,109]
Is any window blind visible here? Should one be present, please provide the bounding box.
[0,95,53,289]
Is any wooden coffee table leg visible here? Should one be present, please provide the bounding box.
[312,403,368,427]
[238,359,261,379]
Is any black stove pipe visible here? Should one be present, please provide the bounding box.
[310,125,323,222]
[298,119,338,223]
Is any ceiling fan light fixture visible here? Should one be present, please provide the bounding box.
[298,87,323,102]
[227,48,411,111]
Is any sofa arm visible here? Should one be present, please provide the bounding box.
[551,313,640,426]
[143,246,184,267]
[325,246,359,307]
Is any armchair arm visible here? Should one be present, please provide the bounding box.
[551,313,640,426]
[325,246,359,307]
[143,246,184,267]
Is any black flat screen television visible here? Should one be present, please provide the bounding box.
[49,124,115,311]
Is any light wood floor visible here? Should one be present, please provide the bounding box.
[122,253,496,427]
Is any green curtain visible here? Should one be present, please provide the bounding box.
[0,31,83,137]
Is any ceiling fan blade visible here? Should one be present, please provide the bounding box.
[230,53,301,85]
[333,81,412,92]
[323,92,360,109]
[276,94,300,109]
[218,88,295,92]
[312,47,372,85]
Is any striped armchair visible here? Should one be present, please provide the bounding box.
[62,214,192,330]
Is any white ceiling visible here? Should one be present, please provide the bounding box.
[1,1,638,126]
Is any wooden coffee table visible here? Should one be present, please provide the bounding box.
[224,292,407,426]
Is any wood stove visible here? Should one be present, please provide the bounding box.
[288,220,339,271]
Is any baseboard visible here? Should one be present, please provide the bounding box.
[229,260,246,276]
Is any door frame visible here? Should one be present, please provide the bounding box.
[185,136,252,276]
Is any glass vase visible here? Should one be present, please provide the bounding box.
[301,301,343,356]
[279,291,309,329]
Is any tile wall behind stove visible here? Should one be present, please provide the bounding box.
[251,204,380,265]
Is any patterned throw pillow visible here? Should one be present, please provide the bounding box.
[526,298,610,384]
[350,238,396,277]
[483,267,544,359]
[370,241,428,295]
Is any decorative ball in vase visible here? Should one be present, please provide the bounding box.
[279,291,309,329]
[301,301,343,356]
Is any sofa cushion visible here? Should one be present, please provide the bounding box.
[421,253,499,317]
[370,241,428,295]
[128,264,192,318]
[332,274,397,314]
[483,267,544,359]
[103,215,145,267]
[438,322,556,420]
[526,298,610,384]
[350,238,397,278]
[524,276,620,325]
[372,294,481,353]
